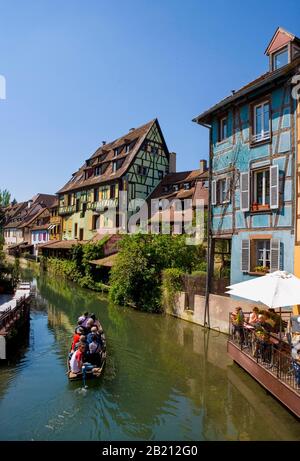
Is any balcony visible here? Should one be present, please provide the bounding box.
[58,205,75,215]
[87,198,118,212]
[228,312,300,418]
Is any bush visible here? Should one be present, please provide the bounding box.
[162,268,184,312]
[109,234,206,312]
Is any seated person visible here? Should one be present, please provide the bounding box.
[77,312,89,328]
[70,343,85,375]
[90,313,103,331]
[249,307,259,325]
[264,311,276,331]
[71,326,84,352]
[87,326,99,344]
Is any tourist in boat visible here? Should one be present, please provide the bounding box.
[70,343,85,374]
[74,335,88,354]
[70,343,94,375]
[85,318,94,332]
[87,326,99,344]
[78,312,89,328]
[90,313,102,331]
[71,326,84,352]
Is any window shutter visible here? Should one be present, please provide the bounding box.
[240,172,250,212]
[241,239,250,272]
[211,180,217,206]
[270,164,279,209]
[225,177,231,203]
[270,239,280,272]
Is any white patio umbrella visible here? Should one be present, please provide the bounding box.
[226,271,300,308]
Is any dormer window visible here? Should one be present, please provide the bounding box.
[272,46,289,70]
[183,183,190,190]
[172,184,179,192]
[125,144,130,153]
[114,148,119,157]
[112,161,117,173]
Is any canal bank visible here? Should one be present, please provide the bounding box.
[0,271,299,441]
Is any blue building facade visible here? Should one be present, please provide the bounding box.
[194,28,300,285]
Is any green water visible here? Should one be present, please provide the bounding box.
[0,272,299,441]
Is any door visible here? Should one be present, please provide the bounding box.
[79,228,84,241]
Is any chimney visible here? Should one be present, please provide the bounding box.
[169,152,176,173]
[102,141,106,146]
[199,159,207,173]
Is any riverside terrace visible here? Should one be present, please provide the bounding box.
[228,310,300,418]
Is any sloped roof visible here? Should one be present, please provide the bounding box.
[57,119,164,194]
[193,55,300,125]
[149,169,208,205]
[265,27,300,55]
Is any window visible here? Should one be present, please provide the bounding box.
[95,166,101,176]
[162,185,169,193]
[93,188,99,202]
[125,144,130,153]
[110,184,116,198]
[112,161,117,173]
[256,240,271,270]
[151,146,158,155]
[114,148,119,157]
[102,187,108,199]
[272,46,289,70]
[74,223,78,237]
[218,179,227,204]
[158,170,163,180]
[92,215,99,230]
[183,183,190,190]
[67,194,72,206]
[253,169,270,207]
[252,101,270,142]
[172,184,179,192]
[137,165,148,176]
[219,117,228,142]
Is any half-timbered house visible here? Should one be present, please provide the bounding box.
[194,27,300,285]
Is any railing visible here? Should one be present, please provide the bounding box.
[87,198,118,212]
[251,130,270,143]
[0,295,28,330]
[58,205,75,215]
[228,312,300,394]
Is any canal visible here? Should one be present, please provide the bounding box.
[0,270,299,441]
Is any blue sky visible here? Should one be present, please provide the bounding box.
[0,0,300,201]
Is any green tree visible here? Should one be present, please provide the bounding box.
[0,189,11,207]
[109,234,206,313]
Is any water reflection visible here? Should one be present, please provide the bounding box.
[0,273,299,441]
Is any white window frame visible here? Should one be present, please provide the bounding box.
[218,178,227,204]
[253,101,270,143]
[219,117,228,142]
[256,239,271,269]
[253,169,270,206]
[272,46,289,71]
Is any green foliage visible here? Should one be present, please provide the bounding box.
[109,234,206,313]
[43,235,111,291]
[162,268,184,312]
[0,189,11,207]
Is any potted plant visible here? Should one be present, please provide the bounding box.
[253,265,269,274]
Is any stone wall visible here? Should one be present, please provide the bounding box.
[165,291,255,334]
